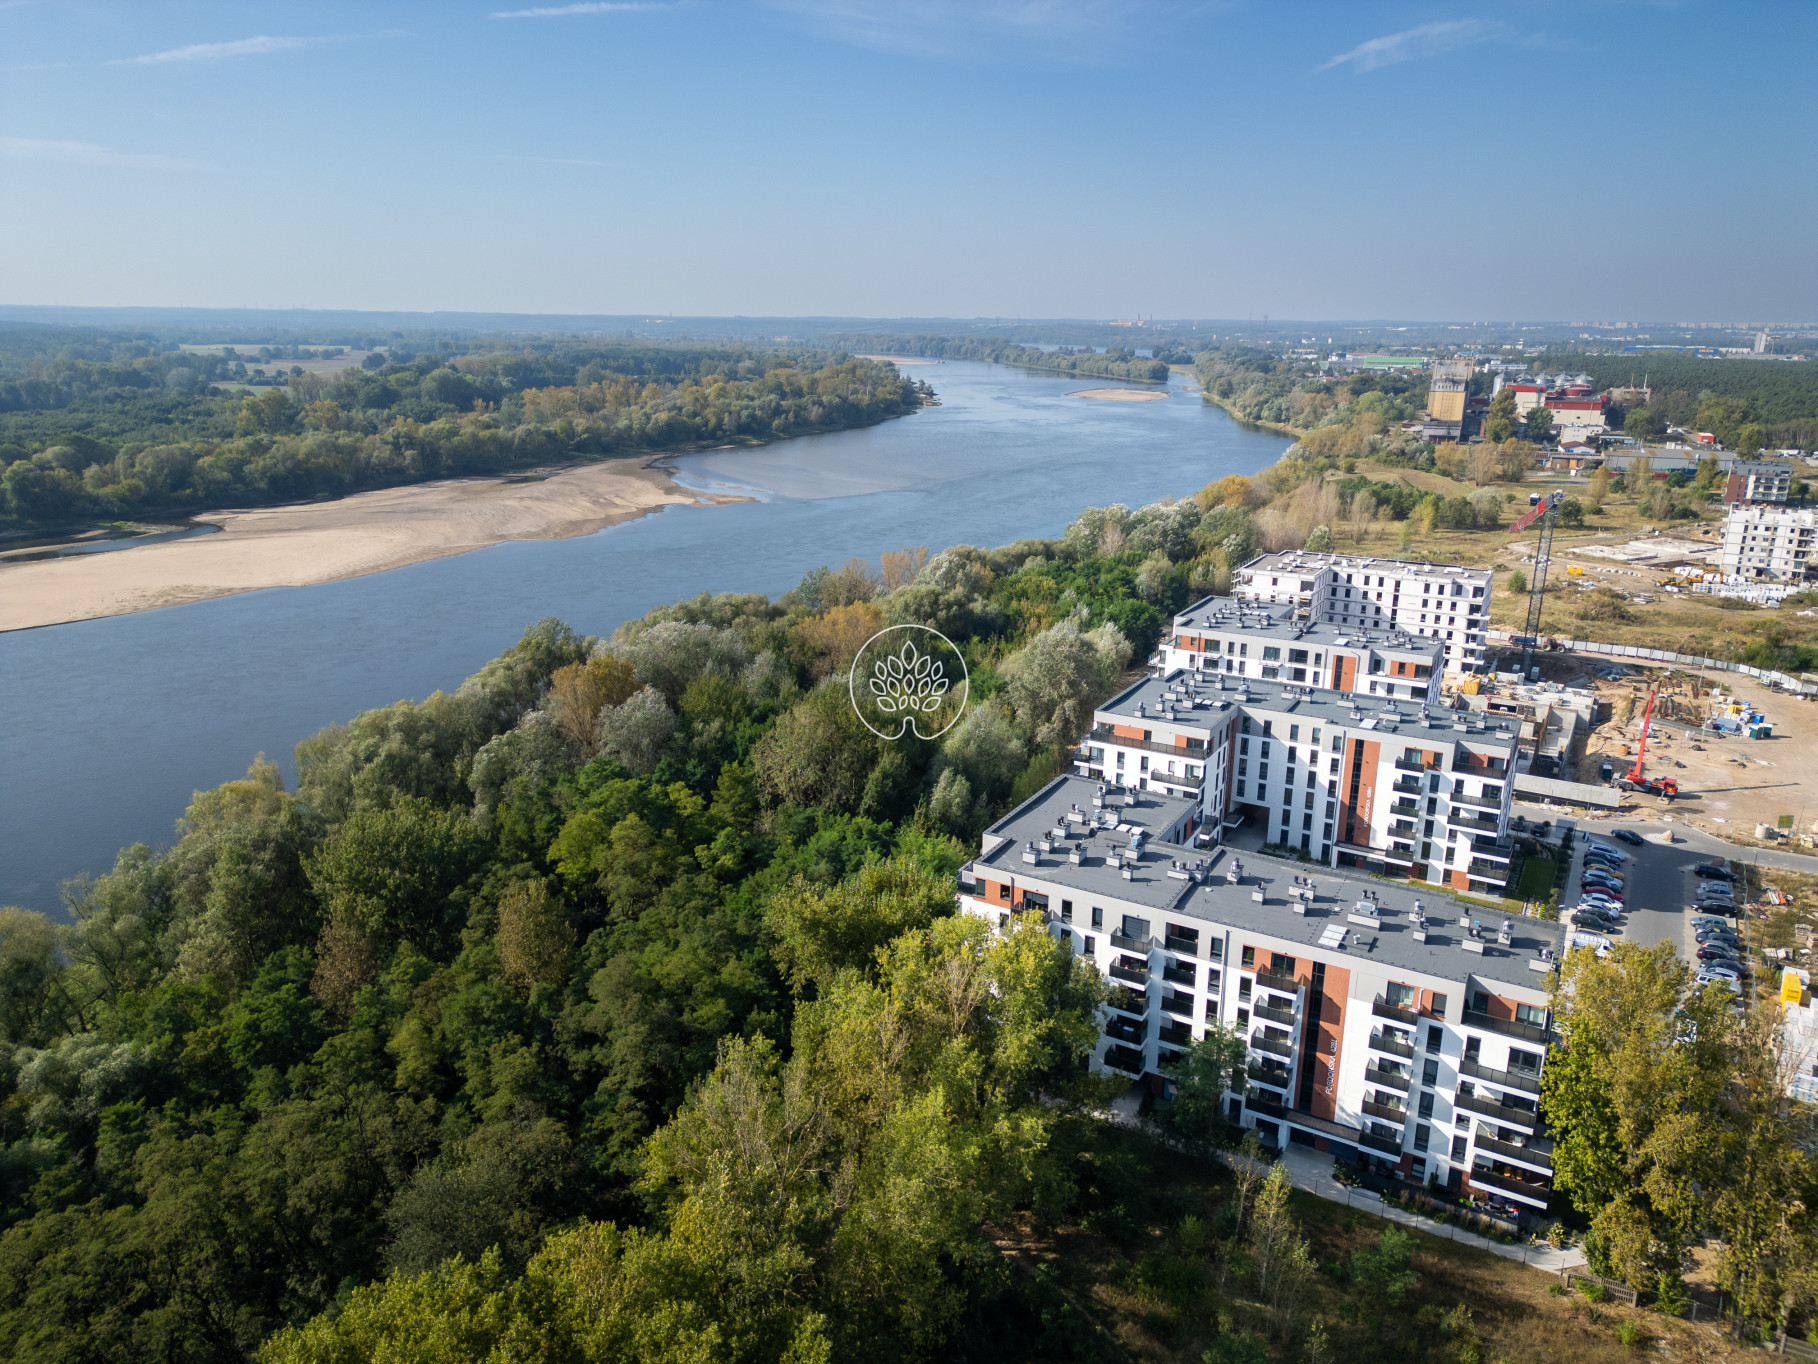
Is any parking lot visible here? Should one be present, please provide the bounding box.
[1520,802,1737,964]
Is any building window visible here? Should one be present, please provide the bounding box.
[1241,946,1256,968]
[1082,936,1094,957]
[997,883,1011,902]
[1425,1027,1442,1054]
[1414,1124,1431,1153]
[1060,899,1073,923]
[1450,1134,1467,1161]
[1091,906,1103,930]
[1430,994,1447,1019]
[1422,1059,1440,1087]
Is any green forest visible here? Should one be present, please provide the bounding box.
[820,334,1174,383]
[1540,351,1818,449]
[0,329,930,530]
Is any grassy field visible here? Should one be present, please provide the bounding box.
[1332,461,1818,666]
[1011,1124,1763,1363]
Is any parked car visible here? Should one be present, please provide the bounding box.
[1697,945,1740,966]
[1580,889,1625,906]
[1694,863,1737,880]
[1612,829,1646,846]
[1696,931,1738,949]
[1695,970,1743,992]
[1583,854,1626,873]
[1572,931,1613,956]
[1689,914,1730,930]
[1697,963,1742,983]
[1584,842,1629,863]
[1583,876,1625,893]
[1696,890,1736,906]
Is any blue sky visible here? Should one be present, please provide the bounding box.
[1,1,1812,321]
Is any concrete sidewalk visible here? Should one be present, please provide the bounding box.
[1271,1144,1586,1272]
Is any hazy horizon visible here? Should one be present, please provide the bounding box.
[3,1,1814,322]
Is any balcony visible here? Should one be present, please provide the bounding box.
[1394,756,1431,773]
[1467,1166,1552,1205]
[1255,969,1300,996]
[1248,1062,1291,1090]
[1110,932,1151,953]
[1462,1007,1552,1045]
[1160,991,1194,1018]
[1163,933,1198,957]
[1108,959,1149,986]
[1390,819,1418,837]
[1455,1090,1541,1129]
[1245,1089,1287,1119]
[1086,724,1207,761]
[1104,1016,1146,1046]
[1368,1029,1414,1060]
[1461,1058,1541,1095]
[1390,798,1421,818]
[1251,1030,1292,1059]
[1448,810,1500,835]
[1468,839,1515,862]
[1362,1098,1408,1124]
[1453,791,1503,811]
[1109,987,1151,1018]
[1163,961,1197,988]
[1476,1134,1554,1172]
[1158,1021,1192,1047]
[1468,860,1511,882]
[1372,996,1418,1025]
[1392,775,1423,794]
[1253,1001,1296,1028]
[1364,1064,1410,1092]
[1103,1044,1146,1077]
[1359,1128,1404,1156]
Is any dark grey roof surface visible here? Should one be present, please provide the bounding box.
[978,775,1558,992]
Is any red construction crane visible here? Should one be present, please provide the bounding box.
[1614,681,1678,799]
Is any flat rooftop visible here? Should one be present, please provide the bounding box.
[1170,598,1442,656]
[975,775,1558,993]
[1096,673,1521,751]
[1238,552,1493,582]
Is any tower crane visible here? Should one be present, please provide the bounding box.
[1507,489,1564,678]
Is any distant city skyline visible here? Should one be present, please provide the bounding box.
[2,1,1813,321]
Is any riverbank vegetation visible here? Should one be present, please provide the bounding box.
[0,331,930,531]
[822,333,1172,383]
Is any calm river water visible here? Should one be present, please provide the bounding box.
[0,361,1288,913]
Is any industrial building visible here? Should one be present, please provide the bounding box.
[1421,358,1471,442]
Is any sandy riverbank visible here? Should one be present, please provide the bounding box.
[0,460,741,631]
[1070,387,1169,402]
[857,354,939,365]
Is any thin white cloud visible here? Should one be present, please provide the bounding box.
[491,2,664,16]
[111,31,403,66]
[0,137,204,170]
[1318,18,1512,74]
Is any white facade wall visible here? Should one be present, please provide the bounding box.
[1720,505,1818,581]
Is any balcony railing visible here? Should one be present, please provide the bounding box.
[1462,1007,1552,1045]
[1110,932,1151,953]
[1255,969,1300,996]
[1160,991,1194,1018]
[1390,819,1418,837]
[1448,810,1500,834]
[1468,839,1515,861]
[1368,1029,1414,1060]
[1086,724,1207,760]
[1364,1064,1411,1092]
[1372,996,1418,1025]
[1453,791,1504,811]
[1360,1128,1404,1156]
[1109,987,1151,1017]
[1362,1098,1408,1124]
[1390,799,1421,817]
[1467,1166,1551,1204]
[1103,1044,1146,1077]
[1163,962,1196,988]
[1461,1058,1541,1095]
[1251,1030,1292,1059]
[1163,933,1198,957]
[1467,860,1511,882]
[1247,1062,1291,1089]
[1104,1017,1146,1045]
[1158,1021,1192,1047]
[1455,1090,1541,1129]
[1253,1001,1296,1027]
[1108,960,1148,985]
[1475,1134,1554,1172]
[1394,757,1431,773]
[1392,775,1423,794]
[1245,1089,1287,1119]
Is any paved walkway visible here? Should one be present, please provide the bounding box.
[1270,1145,1587,1271]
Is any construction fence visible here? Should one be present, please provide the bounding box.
[1486,630,1818,696]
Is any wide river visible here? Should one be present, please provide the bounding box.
[0,361,1288,913]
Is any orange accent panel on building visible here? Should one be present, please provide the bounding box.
[1111,724,1147,741]
[1307,961,1350,1121]
[1334,655,1356,692]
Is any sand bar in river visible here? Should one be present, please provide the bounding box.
[1070,387,1168,402]
[0,459,738,631]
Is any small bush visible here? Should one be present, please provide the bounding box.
[1579,1280,1609,1303]
[1547,1282,1568,1296]
[1546,1221,1569,1249]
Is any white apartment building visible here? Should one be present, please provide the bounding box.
[1720,505,1818,581]
[958,773,1561,1224]
[1075,669,1521,900]
[1233,553,1493,672]
[1160,599,1444,703]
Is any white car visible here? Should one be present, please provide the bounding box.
[1583,842,1628,863]
[1697,963,1741,983]
[1695,972,1742,994]
[1572,930,1613,956]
